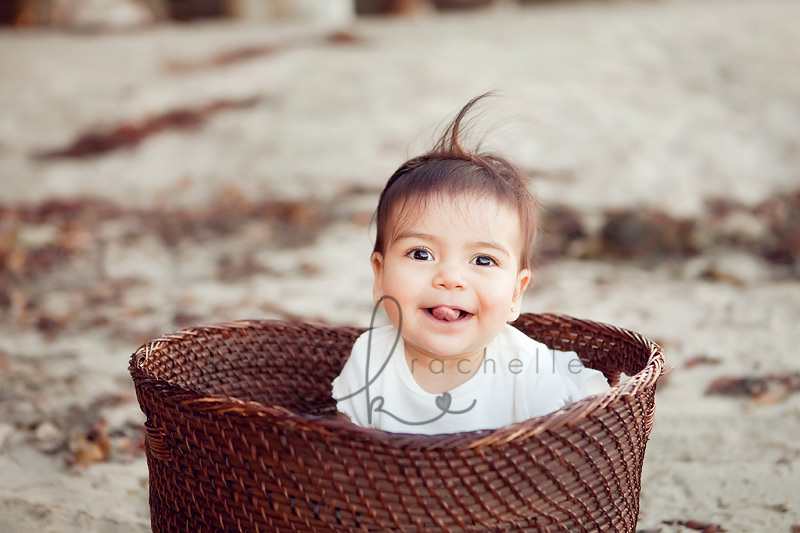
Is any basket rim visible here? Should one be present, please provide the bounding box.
[129,312,665,451]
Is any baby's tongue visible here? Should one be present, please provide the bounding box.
[431,306,461,321]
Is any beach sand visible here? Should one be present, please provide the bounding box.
[1,1,799,531]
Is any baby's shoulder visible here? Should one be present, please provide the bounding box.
[495,325,610,399]
[492,324,589,379]
[334,325,398,394]
[492,324,553,361]
[345,325,399,368]
[352,325,398,352]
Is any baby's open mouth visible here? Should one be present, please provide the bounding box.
[427,306,471,322]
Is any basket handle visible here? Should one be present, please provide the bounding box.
[144,419,171,463]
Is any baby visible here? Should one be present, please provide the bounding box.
[333,94,609,434]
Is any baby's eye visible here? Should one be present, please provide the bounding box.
[409,249,433,261]
[470,255,497,267]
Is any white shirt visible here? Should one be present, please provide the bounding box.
[332,324,610,435]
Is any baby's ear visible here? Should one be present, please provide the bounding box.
[508,269,531,322]
[514,268,532,301]
[371,252,384,303]
[371,252,384,277]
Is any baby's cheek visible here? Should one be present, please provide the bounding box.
[388,273,425,296]
[483,286,517,313]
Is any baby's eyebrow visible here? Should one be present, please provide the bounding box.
[394,232,510,256]
[393,231,439,243]
[470,241,510,256]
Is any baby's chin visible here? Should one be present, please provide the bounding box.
[401,336,487,361]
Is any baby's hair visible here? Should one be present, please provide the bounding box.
[373,93,540,270]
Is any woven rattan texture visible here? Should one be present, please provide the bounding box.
[130,313,664,532]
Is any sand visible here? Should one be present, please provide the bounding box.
[1,0,799,531]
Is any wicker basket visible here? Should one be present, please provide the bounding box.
[130,313,664,532]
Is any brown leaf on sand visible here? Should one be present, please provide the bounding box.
[767,502,789,513]
[216,253,273,282]
[0,350,10,376]
[327,30,361,44]
[698,266,747,287]
[685,354,722,369]
[35,97,261,159]
[662,519,726,532]
[166,44,279,72]
[598,209,695,262]
[70,420,111,468]
[756,188,800,265]
[35,313,69,341]
[165,31,360,73]
[173,312,202,329]
[537,204,587,260]
[3,244,73,278]
[706,372,800,404]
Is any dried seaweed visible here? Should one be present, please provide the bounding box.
[165,31,361,73]
[537,204,586,260]
[166,44,279,71]
[69,419,111,468]
[0,191,340,345]
[707,372,800,404]
[598,209,696,261]
[35,97,261,159]
[0,194,332,280]
[662,519,727,532]
[756,188,800,265]
[216,253,275,282]
[685,355,723,369]
[535,185,800,277]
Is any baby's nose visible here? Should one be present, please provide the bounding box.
[432,264,466,290]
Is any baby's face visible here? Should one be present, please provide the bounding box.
[372,195,531,362]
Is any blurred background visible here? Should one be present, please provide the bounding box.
[1,0,799,531]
